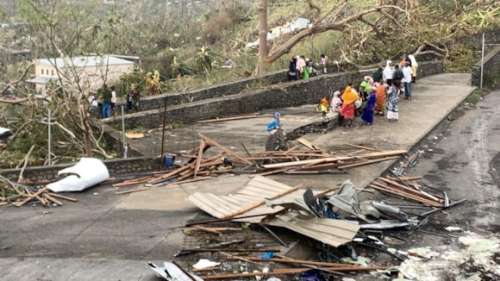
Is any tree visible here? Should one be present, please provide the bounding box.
[255,0,409,74]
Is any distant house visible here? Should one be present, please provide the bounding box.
[26,55,135,95]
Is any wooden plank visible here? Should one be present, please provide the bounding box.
[194,140,207,177]
[369,182,442,207]
[199,133,252,165]
[296,137,320,151]
[337,156,400,169]
[262,150,407,169]
[379,177,442,203]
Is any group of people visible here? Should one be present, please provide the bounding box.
[288,54,328,81]
[88,84,141,119]
[318,55,418,127]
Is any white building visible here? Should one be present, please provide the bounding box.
[27,55,136,95]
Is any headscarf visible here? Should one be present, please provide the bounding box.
[342,86,359,105]
[330,91,342,111]
[383,60,394,80]
[270,112,281,130]
[408,55,418,67]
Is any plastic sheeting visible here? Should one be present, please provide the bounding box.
[46,158,109,192]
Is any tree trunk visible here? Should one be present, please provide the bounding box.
[256,0,268,76]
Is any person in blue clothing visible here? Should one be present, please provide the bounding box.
[266,112,287,151]
[267,112,281,134]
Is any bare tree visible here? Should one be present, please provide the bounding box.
[255,0,408,74]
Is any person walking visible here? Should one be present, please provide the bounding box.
[393,64,404,87]
[387,81,401,122]
[99,84,112,118]
[340,85,358,127]
[110,86,117,115]
[361,90,376,125]
[374,82,386,116]
[408,55,418,83]
[296,56,306,78]
[359,76,373,101]
[383,60,394,85]
[320,54,328,74]
[288,57,298,81]
[131,87,140,111]
[373,66,383,83]
[402,62,413,100]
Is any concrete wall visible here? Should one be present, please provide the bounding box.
[105,61,444,130]
[130,69,289,111]
[0,156,163,182]
[472,46,500,89]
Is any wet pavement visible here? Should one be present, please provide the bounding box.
[2,76,498,281]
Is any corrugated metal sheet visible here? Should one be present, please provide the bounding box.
[267,212,360,247]
[189,176,360,247]
[188,176,301,223]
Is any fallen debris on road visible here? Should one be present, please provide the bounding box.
[0,175,78,207]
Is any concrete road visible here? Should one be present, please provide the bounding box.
[410,89,500,232]
[0,74,488,281]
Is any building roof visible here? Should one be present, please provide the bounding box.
[26,76,54,84]
[37,55,134,68]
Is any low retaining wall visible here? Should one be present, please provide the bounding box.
[0,156,163,182]
[126,69,289,112]
[472,46,500,88]
[105,61,444,130]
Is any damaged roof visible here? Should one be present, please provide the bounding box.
[188,176,299,223]
[188,176,360,247]
[267,212,360,247]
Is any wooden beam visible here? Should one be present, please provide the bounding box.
[194,140,207,177]
[199,133,252,165]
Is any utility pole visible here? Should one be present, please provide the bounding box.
[160,97,167,166]
[121,105,127,158]
[480,33,485,89]
[47,108,52,166]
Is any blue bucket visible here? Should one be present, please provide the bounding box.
[163,154,176,168]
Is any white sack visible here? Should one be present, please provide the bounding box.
[47,158,109,192]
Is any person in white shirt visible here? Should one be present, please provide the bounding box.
[383,60,394,85]
[296,55,306,77]
[110,86,117,115]
[402,63,413,100]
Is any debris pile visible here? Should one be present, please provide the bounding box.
[173,172,467,280]
[0,175,77,207]
[114,134,407,190]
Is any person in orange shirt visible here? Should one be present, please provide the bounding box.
[374,82,386,115]
[340,84,359,127]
